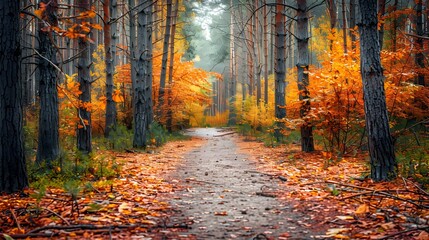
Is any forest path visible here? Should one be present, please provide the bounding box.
[164,128,318,239]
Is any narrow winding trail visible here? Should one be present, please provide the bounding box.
[165,128,317,239]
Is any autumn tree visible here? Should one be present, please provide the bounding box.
[296,0,314,152]
[36,0,61,165]
[358,0,396,181]
[76,0,93,153]
[0,0,28,192]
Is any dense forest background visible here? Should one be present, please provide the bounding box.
[0,0,428,192]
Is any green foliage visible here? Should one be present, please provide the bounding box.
[103,124,133,150]
[147,122,168,147]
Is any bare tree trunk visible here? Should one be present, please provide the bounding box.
[157,0,173,123]
[358,0,396,181]
[378,0,386,50]
[296,0,314,152]
[326,0,337,50]
[104,0,118,137]
[133,0,153,148]
[263,0,269,105]
[350,0,356,50]
[391,0,398,52]
[228,0,237,125]
[274,0,286,140]
[415,0,426,86]
[76,0,92,154]
[166,0,179,132]
[341,0,348,53]
[37,0,60,164]
[254,0,262,105]
[247,13,255,96]
[0,0,28,192]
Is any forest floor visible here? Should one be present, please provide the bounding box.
[1,128,428,239]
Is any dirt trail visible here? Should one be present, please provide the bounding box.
[165,128,318,239]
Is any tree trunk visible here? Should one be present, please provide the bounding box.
[157,0,173,122]
[378,0,386,50]
[104,0,118,137]
[274,0,286,140]
[296,0,314,152]
[133,0,153,148]
[326,0,337,50]
[228,0,237,125]
[254,0,262,105]
[350,0,356,50]
[76,0,92,154]
[391,0,398,52]
[166,0,179,132]
[247,13,254,96]
[415,0,426,86]
[37,0,60,164]
[263,0,269,105]
[0,0,28,192]
[341,0,348,53]
[358,0,396,181]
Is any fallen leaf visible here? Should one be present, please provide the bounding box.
[336,216,354,220]
[214,211,228,216]
[355,204,370,214]
[326,228,351,236]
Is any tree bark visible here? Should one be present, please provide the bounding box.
[254,0,262,105]
[326,0,337,50]
[0,0,28,192]
[228,0,237,125]
[166,0,179,132]
[274,0,286,140]
[358,0,396,181]
[76,0,92,154]
[296,0,314,152]
[157,0,173,122]
[341,0,348,53]
[133,0,153,148]
[104,0,118,137]
[378,0,386,50]
[415,0,426,86]
[263,0,269,105]
[349,0,356,50]
[37,0,60,164]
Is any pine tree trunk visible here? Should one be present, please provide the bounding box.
[378,0,386,50]
[37,0,60,164]
[341,0,347,53]
[326,0,337,50]
[133,0,153,148]
[157,0,173,122]
[76,0,92,154]
[104,0,118,137]
[296,0,314,152]
[228,0,237,125]
[274,0,286,140]
[166,0,179,132]
[358,0,396,181]
[263,0,269,105]
[146,0,154,128]
[350,0,356,50]
[254,0,262,105]
[0,0,28,192]
[415,0,426,86]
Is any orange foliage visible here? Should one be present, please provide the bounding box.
[284,17,429,153]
